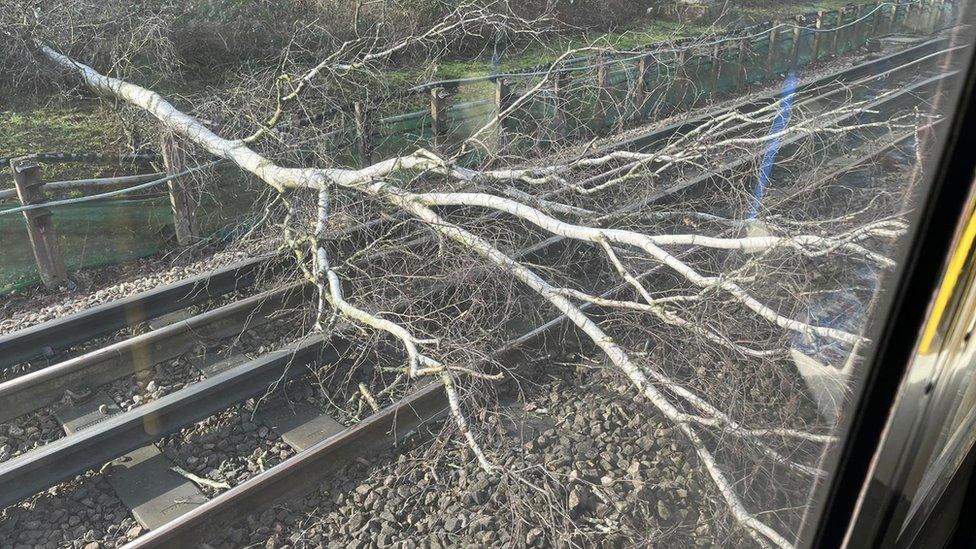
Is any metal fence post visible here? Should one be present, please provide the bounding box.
[160,132,199,246]
[9,156,68,289]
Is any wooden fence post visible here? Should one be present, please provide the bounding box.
[927,0,939,31]
[766,21,780,77]
[552,70,570,140]
[10,156,68,289]
[736,37,748,90]
[832,9,845,56]
[710,43,722,94]
[872,0,883,36]
[853,4,866,47]
[812,11,825,61]
[353,102,373,168]
[495,78,515,148]
[160,132,198,246]
[674,47,689,107]
[632,55,650,121]
[429,87,449,148]
[596,56,612,120]
[790,15,803,69]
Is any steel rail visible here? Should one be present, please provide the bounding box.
[0,334,349,509]
[369,39,955,266]
[598,36,952,157]
[577,40,963,191]
[0,254,283,370]
[128,380,448,548]
[0,282,314,423]
[0,39,947,398]
[601,70,955,221]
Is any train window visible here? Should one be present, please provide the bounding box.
[2,1,976,548]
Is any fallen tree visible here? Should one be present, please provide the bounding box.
[19,12,926,545]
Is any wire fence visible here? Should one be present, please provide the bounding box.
[0,0,956,294]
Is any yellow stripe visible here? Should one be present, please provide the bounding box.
[920,201,976,354]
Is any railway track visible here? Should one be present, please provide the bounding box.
[0,35,959,548]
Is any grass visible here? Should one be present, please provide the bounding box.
[0,99,131,184]
[736,0,866,21]
[386,19,715,88]
[382,0,866,97]
[1,0,878,164]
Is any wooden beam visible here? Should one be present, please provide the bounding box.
[160,132,198,246]
[9,156,68,289]
[429,87,449,148]
[812,11,825,62]
[766,21,780,76]
[353,102,373,168]
[632,55,650,121]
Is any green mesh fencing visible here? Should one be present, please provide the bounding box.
[0,170,264,294]
[1,0,953,294]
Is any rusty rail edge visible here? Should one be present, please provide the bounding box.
[0,282,314,423]
[0,334,348,509]
[0,253,284,370]
[128,381,448,548]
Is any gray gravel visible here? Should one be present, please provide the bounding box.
[205,360,756,548]
[0,470,138,549]
[0,409,63,464]
[158,403,296,498]
[0,241,274,337]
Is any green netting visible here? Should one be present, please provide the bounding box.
[330,0,950,155]
[0,170,264,294]
[2,0,951,294]
[0,197,172,293]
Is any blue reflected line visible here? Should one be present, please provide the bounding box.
[748,71,798,219]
